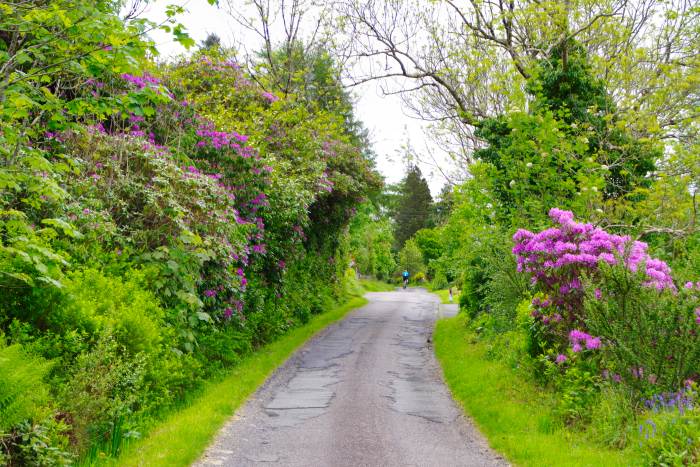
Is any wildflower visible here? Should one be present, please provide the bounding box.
[572,343,583,353]
[685,281,694,289]
[555,354,567,364]
[204,289,217,297]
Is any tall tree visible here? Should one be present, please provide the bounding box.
[394,166,433,248]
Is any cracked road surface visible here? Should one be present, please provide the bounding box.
[195,289,508,467]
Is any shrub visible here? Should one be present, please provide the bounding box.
[584,263,700,395]
[58,336,147,453]
[513,207,674,350]
[430,270,449,290]
[552,365,601,424]
[481,245,530,332]
[459,256,489,317]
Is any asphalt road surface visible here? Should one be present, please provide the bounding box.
[195,288,508,467]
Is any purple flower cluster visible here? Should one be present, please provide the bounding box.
[261,91,278,102]
[121,72,161,89]
[569,329,601,352]
[513,208,674,292]
[195,127,254,154]
[317,174,334,193]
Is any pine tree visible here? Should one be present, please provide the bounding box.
[394,165,433,248]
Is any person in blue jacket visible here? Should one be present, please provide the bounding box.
[402,270,409,289]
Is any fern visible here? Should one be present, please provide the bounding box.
[0,342,51,433]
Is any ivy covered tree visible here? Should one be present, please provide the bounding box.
[474,42,659,229]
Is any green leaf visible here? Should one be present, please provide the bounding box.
[41,218,83,239]
[196,311,211,322]
[6,272,35,285]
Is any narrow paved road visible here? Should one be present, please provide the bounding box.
[196,289,507,467]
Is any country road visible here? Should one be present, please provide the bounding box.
[195,289,508,467]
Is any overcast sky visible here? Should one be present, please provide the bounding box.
[142,1,450,195]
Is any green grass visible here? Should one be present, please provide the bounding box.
[114,296,367,467]
[359,278,396,292]
[433,316,642,467]
[432,288,460,304]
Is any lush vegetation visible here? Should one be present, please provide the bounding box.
[2,0,698,466]
[0,1,379,463]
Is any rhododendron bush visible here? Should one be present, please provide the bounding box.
[513,208,699,394]
[513,207,673,327]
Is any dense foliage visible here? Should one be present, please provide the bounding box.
[2,0,698,464]
[0,1,378,463]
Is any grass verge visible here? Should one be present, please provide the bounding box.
[433,315,642,467]
[432,288,460,304]
[115,296,367,467]
[358,278,395,292]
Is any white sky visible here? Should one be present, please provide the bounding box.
[141,1,450,195]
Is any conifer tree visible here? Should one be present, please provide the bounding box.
[394,165,433,248]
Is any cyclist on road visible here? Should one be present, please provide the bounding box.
[402,270,410,289]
